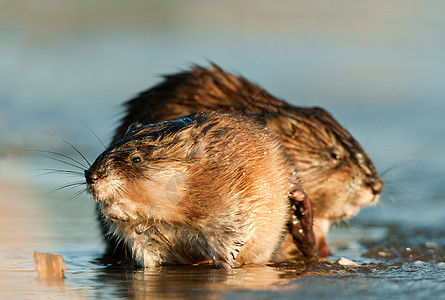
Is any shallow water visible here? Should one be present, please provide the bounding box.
[1,1,445,299]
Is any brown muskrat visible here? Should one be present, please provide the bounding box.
[111,64,384,257]
[86,112,316,268]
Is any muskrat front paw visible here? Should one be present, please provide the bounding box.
[288,184,318,259]
[214,259,241,269]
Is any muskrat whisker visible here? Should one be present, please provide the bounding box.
[241,92,262,112]
[43,131,91,168]
[380,181,411,198]
[33,170,84,180]
[43,181,87,197]
[60,188,87,206]
[146,104,156,125]
[59,181,87,189]
[35,168,84,176]
[31,149,88,170]
[115,185,127,200]
[78,117,107,150]
[258,94,279,111]
[379,159,415,178]
[380,165,399,177]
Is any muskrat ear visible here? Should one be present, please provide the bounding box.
[124,122,144,137]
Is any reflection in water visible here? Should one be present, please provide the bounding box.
[129,266,289,299]
[88,255,445,299]
[91,260,352,299]
[91,256,304,299]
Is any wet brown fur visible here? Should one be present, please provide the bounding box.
[112,64,384,257]
[87,112,295,268]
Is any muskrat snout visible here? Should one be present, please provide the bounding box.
[367,177,385,196]
[84,169,98,184]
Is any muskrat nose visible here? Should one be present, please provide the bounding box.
[368,179,384,195]
[85,170,98,184]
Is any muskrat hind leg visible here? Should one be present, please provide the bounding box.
[288,183,318,259]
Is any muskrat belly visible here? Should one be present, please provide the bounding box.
[122,221,247,268]
[121,205,289,268]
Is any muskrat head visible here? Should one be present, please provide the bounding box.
[85,120,192,225]
[266,107,384,221]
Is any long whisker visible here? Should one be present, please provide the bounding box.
[65,188,87,203]
[115,185,126,200]
[147,104,156,125]
[34,168,84,175]
[380,165,398,177]
[379,160,414,177]
[31,149,88,170]
[78,117,107,150]
[42,130,91,168]
[240,89,262,112]
[42,181,86,197]
[33,170,84,179]
[382,180,411,195]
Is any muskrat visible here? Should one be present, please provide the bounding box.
[86,112,316,268]
[110,64,384,257]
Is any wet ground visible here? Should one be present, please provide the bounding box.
[1,1,445,299]
[1,168,445,299]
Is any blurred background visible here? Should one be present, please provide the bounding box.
[0,0,444,298]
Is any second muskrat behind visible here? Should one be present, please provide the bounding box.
[111,64,384,257]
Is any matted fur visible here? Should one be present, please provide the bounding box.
[111,64,384,256]
[86,112,294,268]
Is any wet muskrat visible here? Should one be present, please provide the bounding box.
[86,112,316,268]
[111,64,384,257]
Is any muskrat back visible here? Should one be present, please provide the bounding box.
[86,112,296,268]
[112,64,384,257]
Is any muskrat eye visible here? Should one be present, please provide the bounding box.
[131,156,142,164]
[331,152,341,160]
[330,149,342,163]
